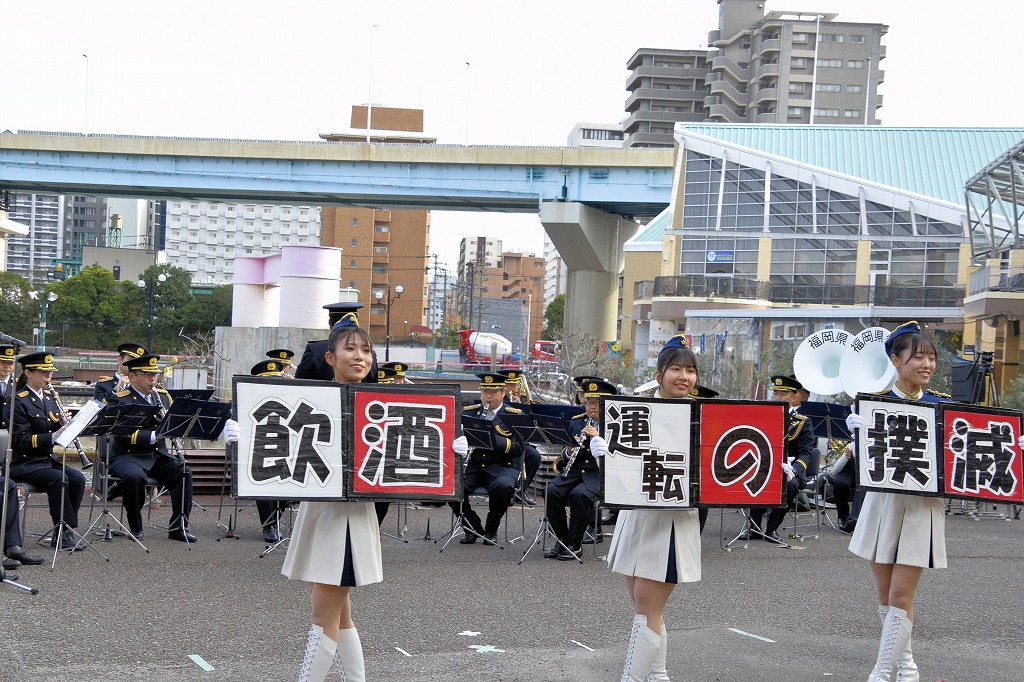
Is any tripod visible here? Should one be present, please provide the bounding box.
[79,435,149,553]
[38,445,108,567]
[720,506,791,551]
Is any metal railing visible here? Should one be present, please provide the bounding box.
[968,266,1024,295]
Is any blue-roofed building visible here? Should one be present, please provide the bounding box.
[623,124,1024,392]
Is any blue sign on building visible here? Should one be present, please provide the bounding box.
[705,250,735,263]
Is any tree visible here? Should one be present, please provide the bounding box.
[47,265,137,349]
[0,271,32,340]
[541,294,564,340]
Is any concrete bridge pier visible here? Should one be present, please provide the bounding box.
[540,201,639,342]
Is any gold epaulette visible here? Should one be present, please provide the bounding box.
[113,389,131,398]
[96,376,112,382]
[788,412,808,440]
[495,424,512,437]
[571,413,587,420]
[155,387,169,394]
[16,390,29,398]
[926,389,952,399]
[871,389,890,395]
[503,406,523,414]
[464,405,481,411]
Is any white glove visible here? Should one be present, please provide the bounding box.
[781,462,795,481]
[452,436,468,457]
[223,418,240,444]
[590,436,609,459]
[845,406,864,433]
[1018,434,1024,450]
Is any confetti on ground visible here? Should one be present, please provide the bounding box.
[458,630,481,637]
[188,654,215,671]
[395,647,412,657]
[570,640,594,651]
[469,644,505,654]
[727,628,776,643]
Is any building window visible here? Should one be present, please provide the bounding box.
[850,35,866,43]
[788,107,804,116]
[847,60,865,69]
[815,83,841,92]
[816,59,843,68]
[373,246,388,253]
[350,280,356,288]
[847,84,864,94]
[791,32,808,43]
[844,109,862,118]
[791,57,807,68]
[788,83,807,93]
[349,259,356,267]
[351,239,357,246]
[374,225,389,232]
[351,218,358,226]
[813,108,840,117]
[819,34,844,43]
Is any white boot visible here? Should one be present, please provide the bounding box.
[645,619,669,682]
[867,606,912,682]
[298,625,337,682]
[878,605,919,682]
[621,614,662,682]
[334,627,365,682]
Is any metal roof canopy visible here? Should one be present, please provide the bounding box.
[964,136,1024,258]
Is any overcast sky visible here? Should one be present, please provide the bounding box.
[3,0,1023,272]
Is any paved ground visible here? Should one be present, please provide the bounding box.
[2,495,1021,682]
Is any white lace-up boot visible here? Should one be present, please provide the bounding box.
[334,627,365,682]
[298,625,337,682]
[867,606,912,682]
[645,619,669,681]
[878,606,919,682]
[620,614,662,682]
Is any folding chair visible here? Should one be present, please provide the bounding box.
[783,448,823,541]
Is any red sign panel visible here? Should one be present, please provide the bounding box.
[697,401,786,507]
[349,388,460,500]
[941,404,1024,504]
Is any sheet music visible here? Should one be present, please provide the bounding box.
[54,399,104,448]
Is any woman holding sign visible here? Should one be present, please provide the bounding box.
[606,334,701,682]
[224,314,468,682]
[846,321,950,682]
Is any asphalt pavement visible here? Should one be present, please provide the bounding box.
[2,496,1022,682]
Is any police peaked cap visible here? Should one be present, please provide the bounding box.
[19,351,56,371]
[124,353,162,373]
[251,360,285,376]
[884,320,922,357]
[573,375,603,388]
[266,348,294,364]
[498,369,522,384]
[381,361,407,376]
[116,342,148,359]
[478,373,507,390]
[376,366,398,383]
[582,379,618,398]
[0,344,15,362]
[770,375,803,392]
[690,385,719,399]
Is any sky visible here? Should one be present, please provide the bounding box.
[3,0,1024,271]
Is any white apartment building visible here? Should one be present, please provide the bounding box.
[543,233,567,307]
[164,201,322,283]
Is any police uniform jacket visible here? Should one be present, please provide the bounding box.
[93,374,127,402]
[107,387,174,470]
[463,403,523,475]
[4,387,63,475]
[549,413,602,495]
[786,410,817,483]
[0,375,14,417]
[294,339,379,382]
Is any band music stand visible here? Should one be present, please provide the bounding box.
[799,401,853,442]
[75,403,161,553]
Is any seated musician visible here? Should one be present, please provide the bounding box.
[107,354,197,542]
[498,369,540,503]
[94,342,148,401]
[448,373,524,545]
[266,348,295,377]
[250,359,291,543]
[380,361,408,384]
[2,473,44,570]
[545,379,616,560]
[747,375,816,543]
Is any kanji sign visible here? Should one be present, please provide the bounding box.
[698,401,786,507]
[602,396,694,508]
[941,404,1023,503]
[232,377,462,501]
[856,395,940,496]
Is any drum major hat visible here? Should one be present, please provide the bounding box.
[19,351,56,371]
[116,342,148,359]
[381,361,407,377]
[770,374,803,393]
[376,366,397,384]
[0,344,15,363]
[266,348,294,365]
[330,312,360,331]
[478,373,507,391]
[690,384,719,399]
[660,334,689,354]
[884,320,922,357]
[124,353,162,374]
[251,360,284,377]
[582,379,617,398]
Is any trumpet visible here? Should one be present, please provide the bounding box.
[48,382,92,470]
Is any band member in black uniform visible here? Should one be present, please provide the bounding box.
[295,304,376,381]
[449,373,525,544]
[3,352,87,549]
[375,366,397,384]
[266,348,295,377]
[93,342,148,401]
[498,369,540,503]
[107,354,197,542]
[2,474,44,568]
[571,375,602,406]
[249,360,292,543]
[380,361,408,384]
[544,379,617,560]
[0,344,17,414]
[747,375,816,543]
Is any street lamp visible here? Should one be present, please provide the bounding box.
[373,284,403,361]
[28,290,59,351]
[137,273,167,350]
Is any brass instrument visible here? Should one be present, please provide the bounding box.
[48,382,92,470]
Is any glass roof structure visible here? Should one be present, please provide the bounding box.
[965,137,1024,258]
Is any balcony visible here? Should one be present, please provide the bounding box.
[753,86,778,104]
[757,38,782,55]
[625,88,705,111]
[373,229,391,243]
[374,210,392,222]
[704,102,746,123]
[757,62,780,80]
[634,279,656,300]
[708,79,749,105]
[876,70,885,83]
[709,56,750,81]
[624,131,676,147]
[371,250,389,264]
[756,112,781,123]
[626,66,708,88]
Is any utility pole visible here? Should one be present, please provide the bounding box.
[466,261,475,329]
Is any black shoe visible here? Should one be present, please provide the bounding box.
[459,534,477,544]
[543,544,562,559]
[51,534,83,551]
[3,556,21,570]
[263,527,280,543]
[6,546,44,566]
[482,534,498,546]
[737,530,753,541]
[600,511,618,525]
[130,528,144,541]
[513,492,537,506]
[763,530,782,543]
[105,481,122,501]
[840,518,857,534]
[582,527,600,544]
[168,529,198,543]
[557,545,581,561]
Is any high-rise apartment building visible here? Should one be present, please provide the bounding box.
[63,195,107,262]
[478,252,545,349]
[164,200,321,283]
[320,106,431,344]
[624,0,887,147]
[543,233,567,307]
[4,192,63,283]
[566,122,626,148]
[455,236,503,328]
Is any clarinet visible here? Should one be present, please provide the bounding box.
[153,392,187,464]
[48,382,92,469]
[562,417,596,478]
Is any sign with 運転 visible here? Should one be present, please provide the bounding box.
[855,394,1023,503]
[232,376,462,502]
[599,396,786,509]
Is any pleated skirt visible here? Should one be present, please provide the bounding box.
[607,508,701,583]
[282,500,384,586]
[848,491,946,569]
